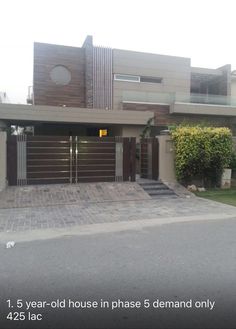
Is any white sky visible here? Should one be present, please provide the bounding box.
[1,0,236,104]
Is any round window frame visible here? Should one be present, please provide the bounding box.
[50,65,72,86]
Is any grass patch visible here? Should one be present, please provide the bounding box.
[195,188,236,206]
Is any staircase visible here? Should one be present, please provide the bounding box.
[138,180,177,198]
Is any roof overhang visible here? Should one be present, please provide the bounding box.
[0,104,153,125]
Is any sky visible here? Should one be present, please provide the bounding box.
[0,0,236,104]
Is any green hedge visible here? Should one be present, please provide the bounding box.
[171,126,233,186]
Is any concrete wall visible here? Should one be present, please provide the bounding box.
[121,125,143,141]
[0,104,152,126]
[0,131,7,191]
[123,102,234,128]
[157,135,176,183]
[113,49,191,110]
[171,102,236,117]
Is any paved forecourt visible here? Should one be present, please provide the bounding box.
[0,186,236,233]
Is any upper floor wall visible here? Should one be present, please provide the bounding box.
[33,43,85,107]
[113,49,191,110]
[32,37,233,110]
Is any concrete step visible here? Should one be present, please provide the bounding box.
[148,189,176,196]
[142,185,169,191]
[139,181,163,186]
[138,180,177,198]
[151,194,178,199]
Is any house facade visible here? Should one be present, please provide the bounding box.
[1,36,236,188]
[28,35,236,137]
[1,35,236,137]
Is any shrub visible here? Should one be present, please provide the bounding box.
[171,126,232,187]
[229,151,236,170]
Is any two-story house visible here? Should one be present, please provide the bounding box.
[1,35,236,137]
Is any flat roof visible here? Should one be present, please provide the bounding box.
[0,103,153,125]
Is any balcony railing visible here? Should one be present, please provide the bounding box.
[175,93,236,106]
[122,90,236,107]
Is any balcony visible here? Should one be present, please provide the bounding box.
[122,90,175,104]
[171,93,236,116]
[122,91,236,116]
[175,93,236,106]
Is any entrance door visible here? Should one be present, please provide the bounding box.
[140,137,159,180]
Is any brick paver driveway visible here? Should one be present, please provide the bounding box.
[0,182,236,233]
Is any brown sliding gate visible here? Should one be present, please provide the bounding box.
[140,137,159,180]
[7,136,136,185]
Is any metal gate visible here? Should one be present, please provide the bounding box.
[140,137,159,180]
[7,135,136,185]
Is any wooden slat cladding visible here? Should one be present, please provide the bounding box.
[123,102,232,128]
[93,46,113,109]
[8,136,136,185]
[74,153,115,160]
[27,136,71,184]
[122,137,136,182]
[152,138,159,180]
[75,137,116,182]
[28,172,70,179]
[140,139,148,178]
[33,43,85,107]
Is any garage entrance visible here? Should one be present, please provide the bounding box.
[7,135,136,185]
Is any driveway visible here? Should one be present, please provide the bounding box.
[0,182,236,237]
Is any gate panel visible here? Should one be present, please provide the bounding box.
[140,137,159,180]
[26,136,71,184]
[7,136,17,186]
[123,137,136,182]
[7,135,136,185]
[152,137,159,180]
[73,137,116,183]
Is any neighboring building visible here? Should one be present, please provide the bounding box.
[1,36,236,138]
[0,92,9,103]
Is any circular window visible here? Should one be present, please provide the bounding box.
[50,65,71,85]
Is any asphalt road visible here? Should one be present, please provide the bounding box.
[0,218,236,329]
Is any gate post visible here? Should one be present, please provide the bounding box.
[129,137,136,182]
[152,137,159,180]
[157,134,176,183]
[16,135,27,185]
[115,136,123,181]
[0,131,7,191]
[147,139,153,179]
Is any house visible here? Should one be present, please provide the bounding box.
[1,35,236,138]
[30,35,236,136]
[1,36,236,188]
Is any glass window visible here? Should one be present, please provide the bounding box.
[140,76,162,83]
[114,74,140,82]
